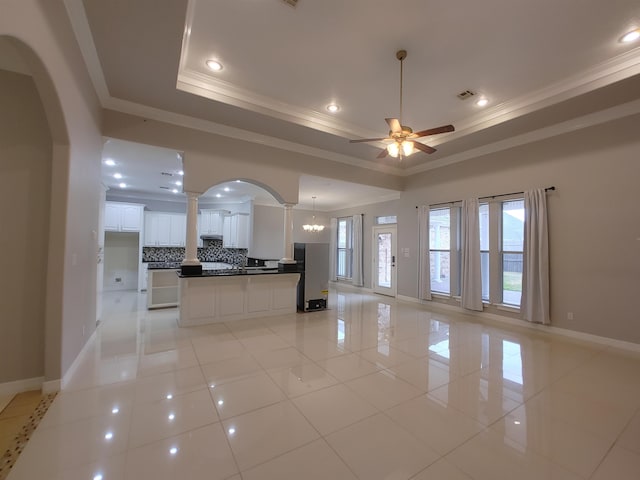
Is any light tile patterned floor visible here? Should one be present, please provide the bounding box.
[6,288,640,479]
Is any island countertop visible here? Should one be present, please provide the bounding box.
[178,267,298,278]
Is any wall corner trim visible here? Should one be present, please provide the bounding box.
[0,377,45,396]
[60,328,98,390]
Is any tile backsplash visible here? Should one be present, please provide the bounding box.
[142,239,247,265]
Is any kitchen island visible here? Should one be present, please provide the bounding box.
[177,268,300,327]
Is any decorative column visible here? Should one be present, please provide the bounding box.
[182,191,202,275]
[279,203,297,271]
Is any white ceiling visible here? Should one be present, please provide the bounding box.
[67,0,640,205]
[101,138,400,210]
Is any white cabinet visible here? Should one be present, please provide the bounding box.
[144,212,186,246]
[104,202,143,232]
[223,213,250,249]
[147,269,179,309]
[199,209,228,236]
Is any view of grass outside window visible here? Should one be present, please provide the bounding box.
[337,217,353,279]
[429,208,454,295]
[479,203,490,301]
[501,199,524,306]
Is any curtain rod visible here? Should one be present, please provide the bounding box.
[424,186,555,208]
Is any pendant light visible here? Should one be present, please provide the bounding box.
[302,196,325,232]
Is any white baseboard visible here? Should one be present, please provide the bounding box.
[0,376,45,396]
[42,380,61,394]
[60,328,98,390]
[396,295,640,353]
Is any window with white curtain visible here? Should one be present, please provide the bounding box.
[429,207,460,296]
[501,199,524,306]
[479,203,490,301]
[337,217,353,279]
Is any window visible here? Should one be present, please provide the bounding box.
[375,215,397,225]
[479,203,490,301]
[429,207,460,296]
[423,195,527,308]
[501,199,524,306]
[337,217,353,279]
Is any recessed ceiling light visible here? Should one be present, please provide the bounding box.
[476,97,489,107]
[228,427,236,435]
[93,475,103,480]
[178,170,184,176]
[172,189,179,194]
[326,104,340,113]
[104,159,115,166]
[206,59,223,71]
[113,173,122,179]
[119,183,127,188]
[223,187,230,192]
[235,180,242,183]
[216,193,222,198]
[169,447,178,455]
[620,28,640,43]
[175,180,182,186]
[104,432,113,440]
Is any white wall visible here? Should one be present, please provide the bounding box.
[104,232,139,291]
[399,114,640,344]
[1,0,103,383]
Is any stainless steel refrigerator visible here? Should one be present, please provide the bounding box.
[294,242,329,311]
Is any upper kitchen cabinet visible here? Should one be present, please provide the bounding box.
[144,212,186,247]
[223,212,250,249]
[199,209,228,236]
[104,202,144,232]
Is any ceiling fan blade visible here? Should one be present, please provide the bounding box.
[385,118,402,134]
[377,148,389,159]
[349,137,388,143]
[412,142,437,155]
[413,124,455,138]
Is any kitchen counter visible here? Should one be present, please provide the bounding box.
[178,267,287,277]
[178,271,300,327]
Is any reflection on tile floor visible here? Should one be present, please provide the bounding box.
[7,289,640,479]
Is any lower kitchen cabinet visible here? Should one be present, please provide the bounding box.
[147,269,180,309]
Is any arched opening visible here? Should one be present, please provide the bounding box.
[0,36,69,390]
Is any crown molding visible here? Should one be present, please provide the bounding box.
[405,98,640,176]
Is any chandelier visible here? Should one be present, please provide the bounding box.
[302,196,325,232]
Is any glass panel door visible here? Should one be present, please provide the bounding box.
[373,225,396,296]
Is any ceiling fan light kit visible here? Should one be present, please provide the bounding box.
[349,50,455,160]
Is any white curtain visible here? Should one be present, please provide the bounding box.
[418,205,432,300]
[329,217,337,282]
[460,198,483,311]
[522,189,550,324]
[351,214,364,287]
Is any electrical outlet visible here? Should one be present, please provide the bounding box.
[567,312,574,320]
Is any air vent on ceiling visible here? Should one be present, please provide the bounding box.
[159,186,170,190]
[282,0,298,7]
[457,90,476,100]
[161,172,174,176]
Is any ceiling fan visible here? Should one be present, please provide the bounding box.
[349,50,454,160]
